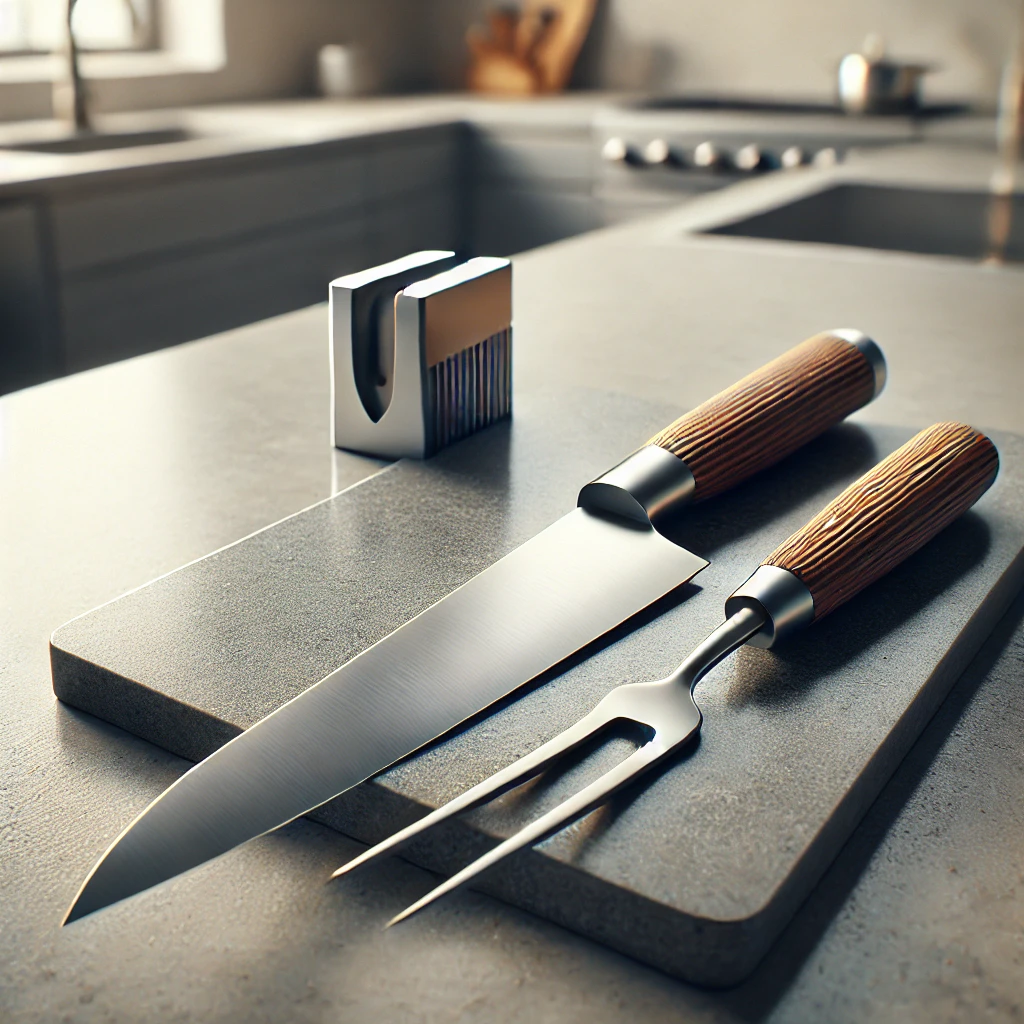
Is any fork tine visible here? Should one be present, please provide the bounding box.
[386,740,665,927]
[331,698,620,880]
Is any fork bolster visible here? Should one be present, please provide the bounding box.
[724,565,814,649]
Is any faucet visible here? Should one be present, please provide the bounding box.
[51,0,90,132]
[51,0,143,134]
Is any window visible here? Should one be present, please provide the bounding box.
[0,0,153,54]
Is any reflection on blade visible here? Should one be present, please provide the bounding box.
[64,508,706,923]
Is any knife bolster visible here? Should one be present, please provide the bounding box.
[578,445,695,528]
[724,565,815,648]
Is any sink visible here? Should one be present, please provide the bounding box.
[626,96,845,115]
[5,128,198,154]
[703,184,1024,263]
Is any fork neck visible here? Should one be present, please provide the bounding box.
[669,605,767,694]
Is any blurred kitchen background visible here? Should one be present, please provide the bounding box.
[0,0,1020,393]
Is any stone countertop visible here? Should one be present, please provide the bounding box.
[0,93,619,196]
[0,91,1002,197]
[1,166,1023,1020]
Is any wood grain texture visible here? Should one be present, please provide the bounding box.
[648,332,877,501]
[765,422,999,619]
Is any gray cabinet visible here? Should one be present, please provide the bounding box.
[0,200,58,393]
[60,214,370,372]
[50,145,370,275]
[1,117,605,391]
[12,125,468,381]
[366,124,465,265]
[467,124,599,256]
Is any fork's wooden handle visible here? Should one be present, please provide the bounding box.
[764,422,999,619]
[649,331,883,501]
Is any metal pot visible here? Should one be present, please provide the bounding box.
[838,44,931,115]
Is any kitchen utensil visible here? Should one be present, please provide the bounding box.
[332,251,512,459]
[317,44,362,98]
[466,7,542,95]
[466,40,540,95]
[838,35,932,115]
[531,0,597,93]
[62,330,885,924]
[334,422,999,925]
[488,7,519,54]
[466,0,596,95]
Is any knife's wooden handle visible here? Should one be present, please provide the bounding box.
[764,422,999,619]
[648,331,882,501]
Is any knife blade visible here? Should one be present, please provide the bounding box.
[63,328,886,923]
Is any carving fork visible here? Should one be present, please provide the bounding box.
[332,422,999,925]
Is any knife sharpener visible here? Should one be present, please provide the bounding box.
[331,250,513,459]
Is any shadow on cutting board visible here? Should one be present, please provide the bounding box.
[569,509,991,838]
[723,510,992,710]
[658,422,880,558]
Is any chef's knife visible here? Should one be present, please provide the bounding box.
[63,329,886,923]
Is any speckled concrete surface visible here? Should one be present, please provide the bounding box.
[50,397,1024,984]
[2,191,1023,1017]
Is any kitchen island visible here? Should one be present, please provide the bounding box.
[1,142,1023,1021]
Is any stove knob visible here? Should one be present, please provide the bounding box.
[812,146,839,168]
[692,141,721,169]
[781,145,807,169]
[602,137,635,164]
[643,138,673,165]
[734,143,764,171]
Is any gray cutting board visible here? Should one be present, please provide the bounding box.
[51,388,1024,987]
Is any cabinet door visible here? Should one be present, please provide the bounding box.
[471,184,599,256]
[0,201,58,393]
[61,215,368,373]
[364,125,466,264]
[467,125,597,255]
[471,127,593,191]
[52,143,369,273]
[365,125,463,202]
[370,186,462,266]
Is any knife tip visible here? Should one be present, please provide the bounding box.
[61,858,118,926]
[61,894,87,927]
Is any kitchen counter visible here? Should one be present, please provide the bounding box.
[0,93,629,394]
[0,92,998,196]
[2,161,1023,1020]
[2,91,1013,397]
[0,94,616,196]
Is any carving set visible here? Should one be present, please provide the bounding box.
[62,252,1000,938]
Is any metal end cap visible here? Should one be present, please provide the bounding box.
[830,328,887,399]
[724,565,814,649]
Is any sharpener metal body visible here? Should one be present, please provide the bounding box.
[331,251,513,460]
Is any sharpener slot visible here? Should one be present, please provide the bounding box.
[332,252,513,460]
